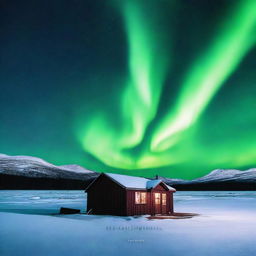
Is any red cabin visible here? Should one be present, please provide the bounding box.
[85,172,176,216]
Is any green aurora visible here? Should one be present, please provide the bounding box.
[1,0,256,179]
[77,0,256,178]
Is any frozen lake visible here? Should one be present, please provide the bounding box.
[0,190,256,256]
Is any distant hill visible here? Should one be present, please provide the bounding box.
[1,154,256,190]
[0,154,99,189]
[162,169,256,191]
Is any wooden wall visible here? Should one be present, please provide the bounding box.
[87,174,126,215]
[126,190,152,215]
[126,183,174,215]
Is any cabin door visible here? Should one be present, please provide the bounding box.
[154,193,161,214]
[161,193,167,214]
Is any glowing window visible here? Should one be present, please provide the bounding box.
[162,193,166,205]
[154,193,160,205]
[135,192,147,204]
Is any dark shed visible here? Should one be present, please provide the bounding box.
[85,172,176,216]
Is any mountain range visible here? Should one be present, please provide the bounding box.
[0,154,99,189]
[162,169,256,190]
[0,154,255,190]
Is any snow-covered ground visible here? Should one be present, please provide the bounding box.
[0,191,256,256]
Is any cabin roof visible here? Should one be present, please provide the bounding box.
[105,173,176,191]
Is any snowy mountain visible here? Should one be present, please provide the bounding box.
[193,169,256,183]
[0,154,99,189]
[1,153,255,190]
[164,169,256,190]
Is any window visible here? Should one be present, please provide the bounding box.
[154,193,160,205]
[135,192,147,204]
[162,193,166,206]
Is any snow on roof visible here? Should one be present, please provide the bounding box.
[146,179,161,189]
[166,185,176,191]
[105,173,176,191]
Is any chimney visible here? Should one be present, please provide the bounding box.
[155,174,159,179]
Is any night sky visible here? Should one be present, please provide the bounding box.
[1,0,256,179]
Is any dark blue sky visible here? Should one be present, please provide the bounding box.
[1,0,255,178]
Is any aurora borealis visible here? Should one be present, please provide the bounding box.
[1,0,256,179]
